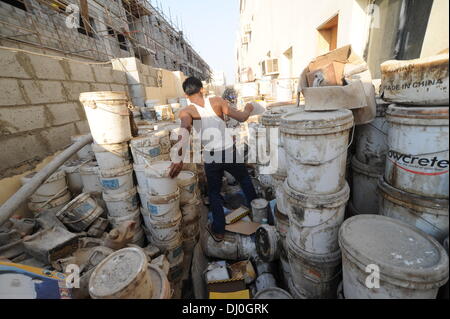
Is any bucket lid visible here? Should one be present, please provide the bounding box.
[21,170,66,186]
[255,224,279,262]
[261,108,288,127]
[386,105,449,124]
[251,198,269,210]
[148,264,170,299]
[79,91,128,102]
[130,135,160,147]
[339,215,449,287]
[28,190,71,211]
[351,156,384,176]
[145,161,172,178]
[281,109,354,135]
[377,177,448,213]
[283,180,350,208]
[89,247,149,298]
[254,287,293,299]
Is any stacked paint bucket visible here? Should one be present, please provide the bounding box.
[177,170,201,282]
[21,170,71,216]
[79,91,144,246]
[140,161,184,289]
[280,109,354,299]
[376,105,449,243]
[349,98,390,215]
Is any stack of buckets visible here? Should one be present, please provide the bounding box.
[21,170,71,216]
[177,170,201,282]
[280,109,354,299]
[79,91,144,246]
[377,104,449,244]
[140,161,184,294]
[349,98,390,215]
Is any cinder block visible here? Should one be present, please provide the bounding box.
[0,78,26,106]
[67,61,95,82]
[0,50,31,79]
[21,80,67,104]
[110,84,128,93]
[111,57,139,72]
[92,65,114,83]
[46,102,81,126]
[26,53,68,81]
[0,105,47,134]
[74,120,90,134]
[40,123,77,152]
[111,70,127,85]
[61,81,91,101]
[89,83,111,92]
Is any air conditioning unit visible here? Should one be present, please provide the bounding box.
[242,35,250,45]
[262,59,279,75]
[244,24,252,33]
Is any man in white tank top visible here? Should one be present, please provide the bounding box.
[169,77,257,241]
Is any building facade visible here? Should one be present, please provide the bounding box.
[0,0,211,80]
[236,0,449,87]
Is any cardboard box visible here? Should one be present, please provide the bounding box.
[298,45,376,125]
[306,62,345,87]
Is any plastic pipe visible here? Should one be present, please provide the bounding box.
[0,134,93,226]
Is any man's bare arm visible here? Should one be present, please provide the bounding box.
[169,108,193,178]
[221,98,254,122]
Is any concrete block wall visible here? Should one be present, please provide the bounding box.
[0,47,128,178]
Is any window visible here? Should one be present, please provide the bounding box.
[0,0,27,11]
[78,15,96,38]
[317,14,339,54]
[117,33,129,51]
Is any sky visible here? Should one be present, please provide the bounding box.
[152,0,240,84]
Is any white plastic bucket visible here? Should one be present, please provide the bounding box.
[274,207,289,250]
[255,273,278,291]
[21,170,67,202]
[99,164,134,195]
[378,177,449,243]
[254,287,292,299]
[92,142,130,170]
[28,190,71,215]
[354,101,389,167]
[103,187,139,217]
[145,161,178,196]
[89,247,152,299]
[130,135,163,166]
[287,238,342,299]
[61,160,84,195]
[71,134,95,160]
[201,231,257,260]
[339,215,449,299]
[79,91,132,145]
[176,171,198,205]
[148,264,171,299]
[56,193,104,232]
[351,156,384,214]
[108,208,141,229]
[145,189,180,222]
[385,105,449,199]
[80,161,102,193]
[284,180,349,254]
[281,110,354,195]
[151,233,184,265]
[255,224,280,262]
[133,164,147,191]
[251,198,270,223]
[146,210,182,242]
[181,205,200,239]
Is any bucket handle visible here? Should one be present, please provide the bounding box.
[285,125,355,166]
[83,100,133,116]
